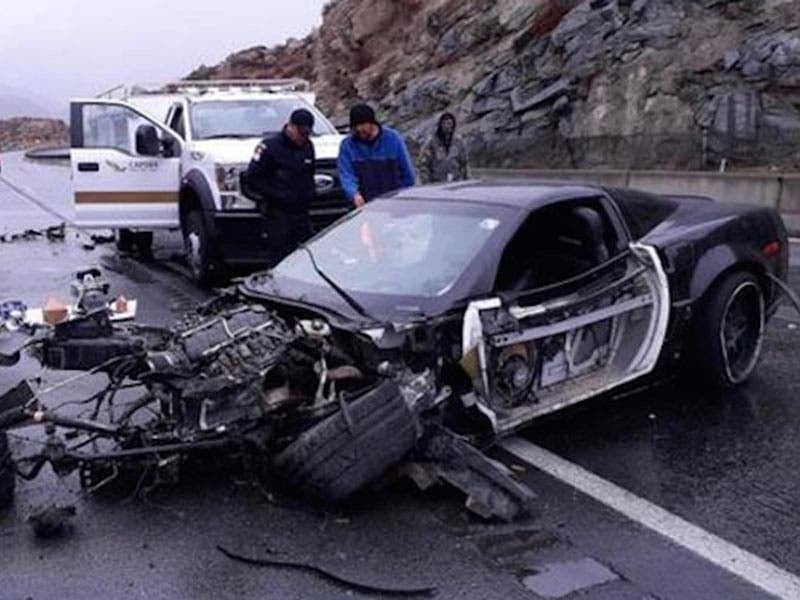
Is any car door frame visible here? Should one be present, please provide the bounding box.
[164,100,190,142]
[70,99,184,230]
[462,195,671,434]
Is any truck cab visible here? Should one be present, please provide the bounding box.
[69,79,350,285]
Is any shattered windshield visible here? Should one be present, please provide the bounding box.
[272,199,507,298]
[189,99,335,140]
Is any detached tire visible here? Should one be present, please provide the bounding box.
[182,209,218,288]
[274,381,418,503]
[692,271,765,388]
[0,431,14,510]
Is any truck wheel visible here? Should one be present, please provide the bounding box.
[116,229,136,253]
[134,231,153,259]
[0,431,15,510]
[273,381,418,503]
[182,209,217,287]
[691,271,765,388]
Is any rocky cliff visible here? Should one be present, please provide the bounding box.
[193,0,800,170]
[0,118,68,152]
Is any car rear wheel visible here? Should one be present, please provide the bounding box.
[0,431,14,510]
[693,271,765,388]
[182,209,218,288]
[273,381,418,503]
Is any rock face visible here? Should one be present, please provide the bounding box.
[0,118,68,152]
[193,0,800,170]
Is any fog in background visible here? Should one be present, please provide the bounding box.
[0,0,326,120]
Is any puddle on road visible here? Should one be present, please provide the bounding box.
[474,527,560,563]
[520,557,619,598]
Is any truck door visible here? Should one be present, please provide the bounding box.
[70,100,182,229]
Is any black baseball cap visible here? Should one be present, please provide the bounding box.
[290,108,315,133]
[349,103,379,128]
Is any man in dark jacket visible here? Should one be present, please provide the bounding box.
[420,112,469,184]
[337,103,416,208]
[243,108,316,266]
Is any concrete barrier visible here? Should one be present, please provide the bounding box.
[473,168,800,236]
[778,174,800,235]
[628,171,781,209]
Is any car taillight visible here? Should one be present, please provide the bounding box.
[762,240,781,259]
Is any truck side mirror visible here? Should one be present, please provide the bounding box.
[135,125,161,156]
[162,136,180,158]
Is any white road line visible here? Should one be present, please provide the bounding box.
[500,437,800,600]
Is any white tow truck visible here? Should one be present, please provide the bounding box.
[69,79,349,285]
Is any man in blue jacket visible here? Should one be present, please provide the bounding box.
[337,103,416,208]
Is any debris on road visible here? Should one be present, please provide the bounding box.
[217,545,438,597]
[0,221,114,251]
[411,431,537,522]
[27,504,76,539]
[1,269,137,332]
[0,223,65,243]
[0,269,538,523]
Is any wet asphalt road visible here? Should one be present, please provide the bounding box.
[1,152,800,599]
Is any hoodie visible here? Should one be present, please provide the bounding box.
[419,113,469,184]
[337,126,416,203]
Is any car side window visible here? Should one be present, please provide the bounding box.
[82,104,156,156]
[494,198,620,293]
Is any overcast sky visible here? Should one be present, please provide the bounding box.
[0,0,327,119]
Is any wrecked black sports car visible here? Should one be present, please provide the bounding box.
[0,182,789,520]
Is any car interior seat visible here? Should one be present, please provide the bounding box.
[507,206,611,293]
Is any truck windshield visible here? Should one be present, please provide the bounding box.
[190,99,335,140]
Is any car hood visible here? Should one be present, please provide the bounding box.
[240,264,461,334]
[189,134,343,164]
[241,269,390,328]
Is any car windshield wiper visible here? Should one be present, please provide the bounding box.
[299,245,375,321]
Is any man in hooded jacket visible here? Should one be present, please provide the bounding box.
[419,112,469,184]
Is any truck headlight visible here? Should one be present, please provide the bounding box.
[215,164,241,193]
[215,163,257,211]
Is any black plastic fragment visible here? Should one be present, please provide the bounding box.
[217,545,437,597]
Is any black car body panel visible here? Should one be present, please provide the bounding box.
[245,180,787,327]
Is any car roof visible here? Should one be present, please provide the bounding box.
[389,180,606,209]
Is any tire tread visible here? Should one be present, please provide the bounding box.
[274,381,417,502]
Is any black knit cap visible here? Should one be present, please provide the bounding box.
[290,108,315,132]
[349,103,378,128]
